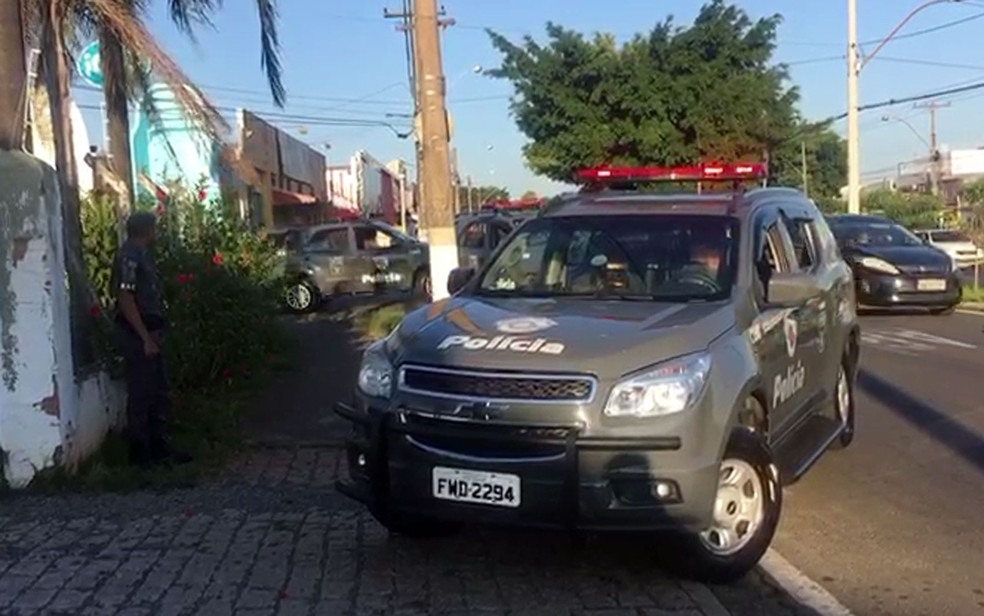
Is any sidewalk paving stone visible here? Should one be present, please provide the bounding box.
[0,446,817,616]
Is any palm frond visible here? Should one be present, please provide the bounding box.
[255,0,285,107]
[86,0,228,143]
[167,0,219,42]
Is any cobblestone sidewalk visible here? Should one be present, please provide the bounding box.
[0,448,818,616]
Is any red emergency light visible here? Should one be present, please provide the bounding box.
[576,162,768,184]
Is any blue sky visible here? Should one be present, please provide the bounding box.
[73,0,984,196]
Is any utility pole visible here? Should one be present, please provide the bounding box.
[800,140,809,197]
[914,100,950,196]
[410,0,456,299]
[846,0,862,214]
[451,146,460,214]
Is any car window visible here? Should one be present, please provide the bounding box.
[930,230,970,243]
[354,225,401,252]
[811,215,841,262]
[489,222,512,248]
[306,228,349,252]
[371,221,415,244]
[474,214,739,302]
[829,221,922,247]
[461,222,486,249]
[783,216,821,271]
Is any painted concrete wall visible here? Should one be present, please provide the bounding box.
[131,84,221,203]
[0,151,124,488]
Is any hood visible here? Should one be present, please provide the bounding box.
[390,295,736,379]
[842,243,950,268]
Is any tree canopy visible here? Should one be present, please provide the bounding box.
[487,0,845,195]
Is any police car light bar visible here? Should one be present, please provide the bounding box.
[576,163,768,183]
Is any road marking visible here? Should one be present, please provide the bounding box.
[759,549,855,616]
[861,328,976,355]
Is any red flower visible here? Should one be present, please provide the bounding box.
[212,253,224,266]
[155,203,166,215]
[221,368,234,380]
[176,273,189,284]
[88,304,102,317]
[197,188,207,202]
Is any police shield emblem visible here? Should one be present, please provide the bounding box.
[783,313,798,358]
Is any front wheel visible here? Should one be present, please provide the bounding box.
[413,269,432,299]
[830,359,856,449]
[670,429,782,584]
[284,280,318,314]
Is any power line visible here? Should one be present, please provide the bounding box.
[787,54,984,72]
[828,77,984,123]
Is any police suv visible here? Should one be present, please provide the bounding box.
[335,163,860,582]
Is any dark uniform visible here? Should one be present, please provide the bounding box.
[111,239,171,463]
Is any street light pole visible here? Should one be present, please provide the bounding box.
[846,0,965,214]
[847,0,861,213]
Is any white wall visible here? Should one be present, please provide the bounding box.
[0,151,123,488]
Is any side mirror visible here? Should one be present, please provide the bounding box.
[447,267,476,295]
[767,271,816,307]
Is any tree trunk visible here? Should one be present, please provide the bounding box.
[40,0,95,369]
[0,0,27,150]
[99,27,134,211]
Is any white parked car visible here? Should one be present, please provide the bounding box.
[914,229,983,268]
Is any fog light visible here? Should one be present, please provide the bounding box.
[357,454,366,467]
[654,482,673,499]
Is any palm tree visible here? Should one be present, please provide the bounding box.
[1,0,272,366]
[0,0,27,150]
[96,0,285,208]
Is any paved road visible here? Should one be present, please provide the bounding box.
[773,309,984,616]
[0,448,815,616]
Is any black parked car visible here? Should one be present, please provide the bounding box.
[826,214,961,314]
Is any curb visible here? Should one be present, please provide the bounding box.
[758,549,854,616]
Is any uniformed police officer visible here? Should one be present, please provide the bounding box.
[112,212,190,467]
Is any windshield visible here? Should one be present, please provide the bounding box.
[830,221,922,247]
[929,230,971,243]
[473,215,739,301]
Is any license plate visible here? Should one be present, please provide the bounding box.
[917,278,946,291]
[432,467,520,508]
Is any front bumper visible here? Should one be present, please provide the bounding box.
[855,271,961,308]
[334,400,719,532]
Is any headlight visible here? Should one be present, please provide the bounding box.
[357,344,393,398]
[857,256,900,275]
[604,352,711,418]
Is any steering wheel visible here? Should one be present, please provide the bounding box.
[676,270,721,292]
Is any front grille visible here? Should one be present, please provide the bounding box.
[400,365,595,402]
[896,263,949,276]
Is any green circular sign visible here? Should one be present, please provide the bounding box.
[76,41,103,88]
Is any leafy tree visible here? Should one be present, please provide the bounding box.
[487,0,845,195]
[520,190,538,200]
[964,177,984,207]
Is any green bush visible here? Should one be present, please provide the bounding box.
[861,189,942,229]
[81,185,285,392]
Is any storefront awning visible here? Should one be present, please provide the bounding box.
[272,187,318,205]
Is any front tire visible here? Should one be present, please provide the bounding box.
[412,268,432,299]
[284,280,318,314]
[830,358,856,449]
[671,429,782,584]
